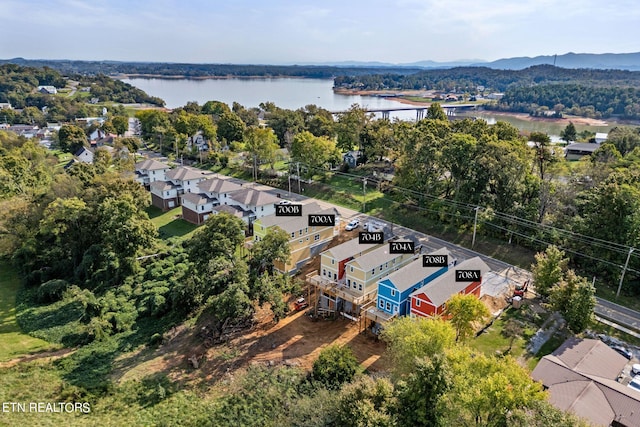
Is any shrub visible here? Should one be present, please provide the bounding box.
[37,279,70,302]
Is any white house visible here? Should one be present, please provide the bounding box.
[135,159,171,187]
[227,188,280,223]
[197,177,244,205]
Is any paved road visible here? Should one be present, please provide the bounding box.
[138,155,640,333]
[595,297,640,333]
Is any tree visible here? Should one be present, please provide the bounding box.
[443,348,546,427]
[606,126,640,156]
[531,245,569,298]
[290,131,341,178]
[334,376,396,427]
[426,103,448,121]
[57,124,87,153]
[560,121,577,143]
[243,126,279,179]
[395,354,451,427]
[444,293,490,342]
[335,103,372,151]
[249,227,290,274]
[380,316,455,378]
[312,344,359,390]
[550,270,596,332]
[217,111,245,143]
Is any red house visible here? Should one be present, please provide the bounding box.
[409,257,489,318]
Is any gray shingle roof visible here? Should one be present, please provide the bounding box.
[165,166,206,182]
[410,257,489,307]
[229,188,280,207]
[150,181,178,191]
[197,177,243,194]
[383,247,451,292]
[347,244,409,272]
[258,202,339,233]
[181,192,214,206]
[214,204,251,218]
[135,159,170,172]
[322,238,378,263]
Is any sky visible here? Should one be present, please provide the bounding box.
[2,0,640,64]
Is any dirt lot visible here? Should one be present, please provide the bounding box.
[113,231,388,386]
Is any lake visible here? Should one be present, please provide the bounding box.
[122,77,418,120]
[122,77,615,136]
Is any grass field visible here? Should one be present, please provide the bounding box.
[0,261,57,362]
[146,206,198,241]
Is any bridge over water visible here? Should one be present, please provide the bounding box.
[330,104,477,121]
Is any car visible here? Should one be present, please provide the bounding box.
[612,345,633,360]
[294,297,308,311]
[277,200,291,205]
[632,364,640,376]
[629,377,640,392]
[345,219,360,231]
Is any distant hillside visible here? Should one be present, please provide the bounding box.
[481,52,640,71]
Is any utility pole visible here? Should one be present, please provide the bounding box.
[616,247,635,298]
[296,162,301,194]
[471,206,480,248]
[288,165,291,196]
[362,178,367,212]
[253,154,257,181]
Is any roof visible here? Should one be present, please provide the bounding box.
[150,181,178,192]
[135,159,170,172]
[321,238,377,262]
[382,247,451,292]
[347,243,409,272]
[228,188,280,207]
[532,338,640,427]
[165,166,206,182]
[181,192,214,206]
[258,202,339,233]
[410,257,490,307]
[197,177,243,194]
[214,204,251,218]
[565,142,599,153]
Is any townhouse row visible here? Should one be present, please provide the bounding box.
[136,158,492,331]
[135,159,341,273]
[308,237,489,331]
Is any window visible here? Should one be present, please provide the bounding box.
[261,206,264,211]
[306,237,309,241]
[314,234,320,241]
[331,259,335,265]
[299,230,303,236]
[347,279,351,286]
[322,269,326,276]
[416,299,421,307]
[391,289,396,297]
[379,265,383,272]
[385,262,388,268]
[371,269,375,275]
[299,239,303,244]
[359,283,362,291]
[305,227,308,234]
[392,259,395,264]
[350,266,354,272]
[379,300,384,308]
[393,305,398,314]
[291,232,295,238]
[385,301,390,311]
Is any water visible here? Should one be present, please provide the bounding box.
[123,77,616,136]
[122,77,418,120]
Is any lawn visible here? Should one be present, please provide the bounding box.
[146,206,198,241]
[0,261,58,362]
[470,307,538,360]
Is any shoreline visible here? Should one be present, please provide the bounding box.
[333,88,629,127]
[113,74,320,81]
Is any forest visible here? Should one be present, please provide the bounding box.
[335,65,640,119]
[0,64,164,125]
[0,58,422,79]
[0,129,592,426]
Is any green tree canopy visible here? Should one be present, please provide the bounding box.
[444,293,490,342]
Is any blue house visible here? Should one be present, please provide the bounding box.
[375,248,455,317]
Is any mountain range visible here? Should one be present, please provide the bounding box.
[304,52,640,71]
